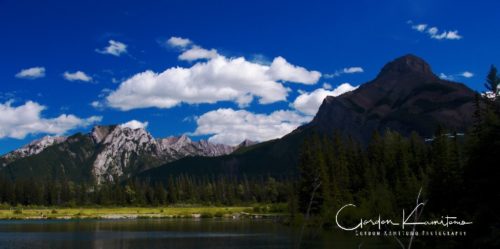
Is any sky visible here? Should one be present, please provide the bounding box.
[1,0,499,154]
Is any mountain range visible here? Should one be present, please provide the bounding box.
[0,54,478,184]
[0,125,245,183]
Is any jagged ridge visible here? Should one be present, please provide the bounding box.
[0,125,244,183]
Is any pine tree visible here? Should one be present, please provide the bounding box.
[167,176,177,204]
[331,131,351,204]
[297,136,322,214]
[485,65,500,99]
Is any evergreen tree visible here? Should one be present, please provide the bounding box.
[297,137,322,214]
[485,65,500,98]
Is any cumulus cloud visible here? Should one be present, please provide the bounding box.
[324,66,364,78]
[105,40,321,111]
[179,46,218,61]
[292,83,359,115]
[167,37,192,48]
[96,40,127,56]
[15,67,45,79]
[192,108,310,145]
[410,22,462,40]
[63,71,93,82]
[0,100,101,139]
[268,57,321,84]
[119,120,148,130]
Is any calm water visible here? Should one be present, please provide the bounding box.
[0,219,391,249]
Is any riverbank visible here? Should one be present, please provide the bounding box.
[0,206,287,220]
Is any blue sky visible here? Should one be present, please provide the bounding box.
[1,0,499,154]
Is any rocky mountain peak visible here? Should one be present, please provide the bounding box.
[311,54,476,143]
[158,134,191,148]
[91,125,116,143]
[1,135,67,165]
[376,54,437,80]
[176,134,192,145]
[237,139,257,148]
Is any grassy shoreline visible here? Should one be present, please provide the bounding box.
[0,205,287,220]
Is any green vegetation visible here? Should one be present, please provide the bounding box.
[0,174,292,207]
[0,206,279,220]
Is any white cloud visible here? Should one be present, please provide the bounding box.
[192,108,310,145]
[461,71,474,78]
[63,71,93,82]
[179,46,218,61]
[324,66,364,78]
[90,101,103,109]
[412,24,428,32]
[96,40,127,56]
[430,30,462,40]
[410,23,462,40]
[439,73,453,80]
[343,67,364,74]
[15,67,45,79]
[167,36,192,48]
[105,41,321,111]
[427,27,439,35]
[291,83,359,115]
[268,57,321,84]
[0,100,101,139]
[323,83,332,89]
[439,71,474,80]
[119,120,148,130]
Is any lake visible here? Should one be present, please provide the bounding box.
[0,219,390,249]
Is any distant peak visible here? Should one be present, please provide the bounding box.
[177,134,192,143]
[377,54,436,79]
[237,139,257,148]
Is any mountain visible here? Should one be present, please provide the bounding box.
[304,54,476,142]
[136,54,477,181]
[1,136,67,166]
[0,125,236,183]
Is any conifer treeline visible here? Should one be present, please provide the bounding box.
[295,128,463,220]
[0,175,291,207]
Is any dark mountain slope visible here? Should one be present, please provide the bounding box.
[136,131,310,180]
[304,54,475,142]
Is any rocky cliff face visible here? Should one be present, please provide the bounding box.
[1,125,240,183]
[90,125,236,183]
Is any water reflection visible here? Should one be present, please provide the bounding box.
[0,219,389,249]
